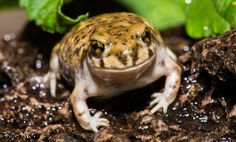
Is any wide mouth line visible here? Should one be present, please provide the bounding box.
[87,54,156,72]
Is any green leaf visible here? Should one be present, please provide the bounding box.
[217,0,236,28]
[17,0,236,38]
[19,0,88,33]
[213,0,236,28]
[183,0,231,38]
[213,0,232,14]
[116,0,185,30]
[19,0,28,7]
[224,1,236,27]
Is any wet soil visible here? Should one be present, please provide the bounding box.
[0,22,235,142]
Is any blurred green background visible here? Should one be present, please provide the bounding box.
[0,0,235,38]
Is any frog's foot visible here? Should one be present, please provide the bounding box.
[43,71,57,97]
[149,92,169,114]
[88,111,110,133]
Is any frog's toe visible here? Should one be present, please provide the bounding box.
[149,93,162,106]
[93,111,103,118]
[90,112,110,133]
[49,72,57,97]
[149,93,169,114]
[43,72,57,97]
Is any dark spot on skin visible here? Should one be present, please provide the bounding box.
[113,16,119,19]
[74,36,80,42]
[80,121,90,128]
[60,63,75,85]
[128,21,134,24]
[96,21,103,25]
[152,38,161,47]
[67,46,71,49]
[80,60,84,70]
[81,50,87,59]
[89,56,96,65]
[172,84,177,89]
[87,29,92,34]
[116,52,127,65]
[122,56,128,65]
[84,88,89,95]
[85,24,92,28]
[71,94,77,104]
[132,47,138,65]
[127,14,134,17]
[81,43,85,47]
[131,35,134,40]
[74,40,80,44]
[68,53,73,59]
[116,51,122,58]
[100,59,104,68]
[175,66,182,74]
[90,30,96,36]
[148,49,153,57]
[160,60,165,66]
[105,42,111,47]
[113,33,122,37]
[122,42,126,46]
[134,17,143,22]
[131,33,140,40]
[77,111,86,116]
[81,35,86,39]
[75,48,81,56]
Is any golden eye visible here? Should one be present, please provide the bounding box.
[91,40,105,56]
[141,29,152,45]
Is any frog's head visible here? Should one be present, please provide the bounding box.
[86,13,163,83]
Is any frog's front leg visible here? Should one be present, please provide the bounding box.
[149,55,181,114]
[70,81,110,133]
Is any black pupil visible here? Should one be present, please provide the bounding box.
[142,30,151,44]
[92,41,104,56]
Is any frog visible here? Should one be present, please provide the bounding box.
[45,12,182,132]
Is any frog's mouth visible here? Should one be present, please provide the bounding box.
[86,54,156,83]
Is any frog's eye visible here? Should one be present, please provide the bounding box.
[141,29,152,45]
[91,40,105,56]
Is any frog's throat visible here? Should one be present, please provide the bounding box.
[86,54,156,82]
